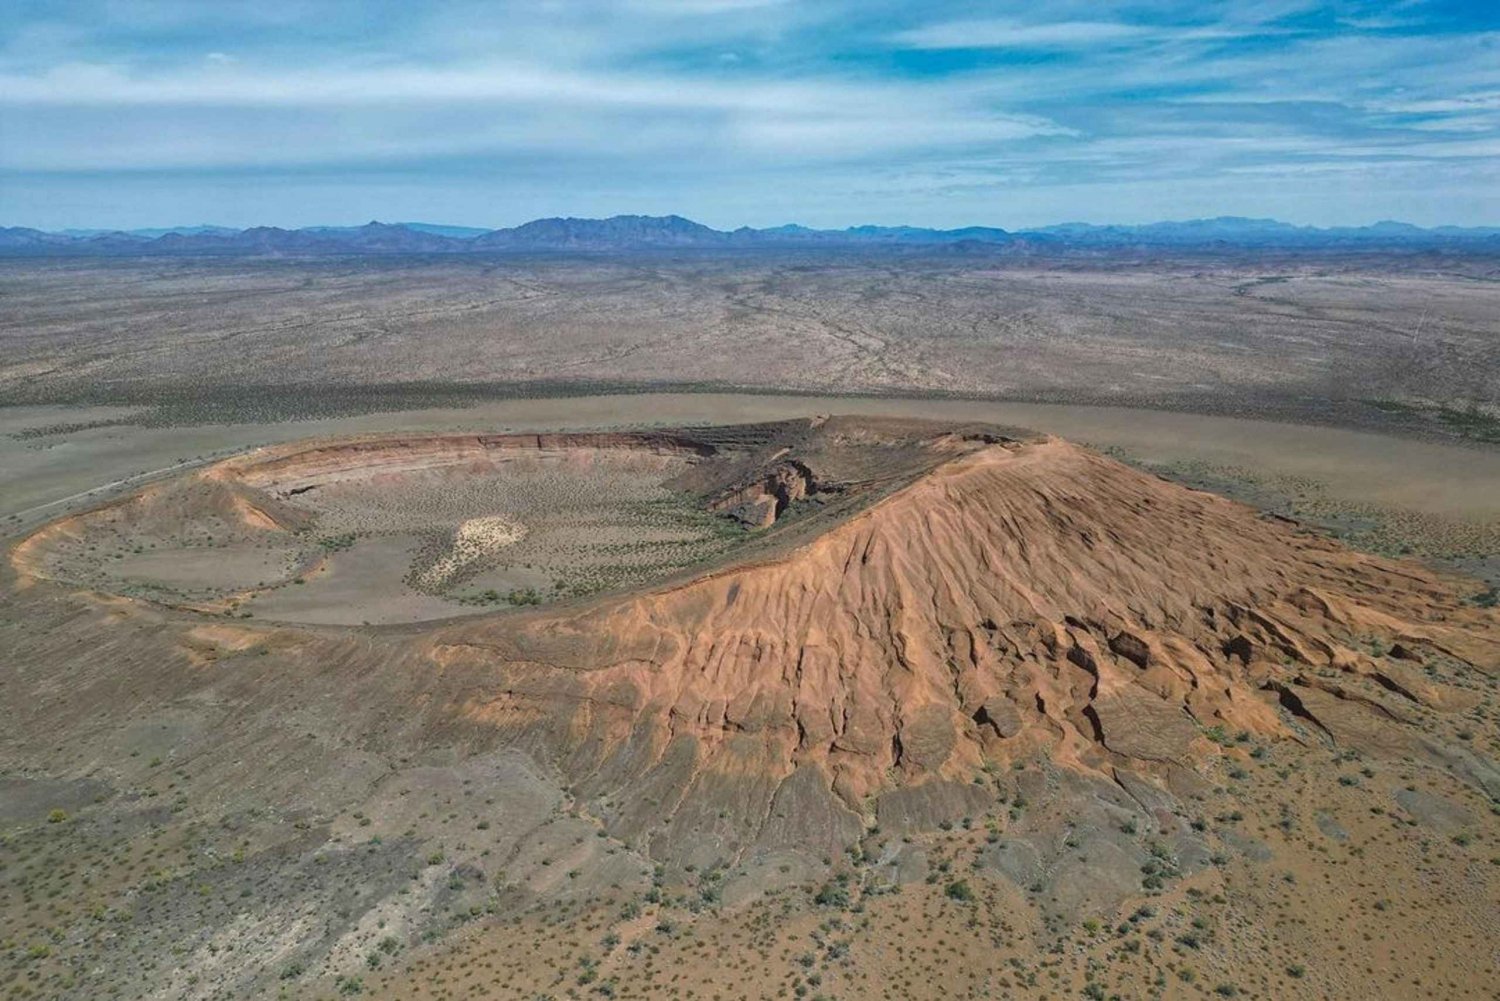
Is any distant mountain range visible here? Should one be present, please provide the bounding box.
[3,214,1498,256]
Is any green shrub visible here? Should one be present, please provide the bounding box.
[944,880,975,902]
[814,882,850,908]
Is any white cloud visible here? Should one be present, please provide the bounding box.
[0,56,1070,172]
[893,19,1148,50]
[731,111,1073,157]
[1367,91,1500,115]
[2,0,1497,226]
[625,0,791,11]
[0,59,901,116]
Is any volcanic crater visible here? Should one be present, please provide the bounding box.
[16,424,853,624]
[17,416,1496,804]
[6,416,1498,992]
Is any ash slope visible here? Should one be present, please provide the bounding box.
[2,418,1497,998]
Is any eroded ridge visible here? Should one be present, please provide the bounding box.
[428,436,1498,862]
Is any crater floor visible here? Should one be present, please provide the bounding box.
[14,418,987,625]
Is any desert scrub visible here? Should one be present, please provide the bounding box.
[944,880,974,902]
[1366,399,1500,444]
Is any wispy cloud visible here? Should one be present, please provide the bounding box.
[892,19,1150,50]
[1,0,1496,228]
[0,56,1071,171]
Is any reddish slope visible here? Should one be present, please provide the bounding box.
[431,438,1498,833]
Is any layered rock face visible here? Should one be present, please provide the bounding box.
[223,430,718,495]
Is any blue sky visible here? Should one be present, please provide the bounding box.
[2,0,1498,229]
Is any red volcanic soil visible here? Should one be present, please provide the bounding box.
[428,435,1497,850]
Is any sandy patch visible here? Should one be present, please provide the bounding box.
[409,515,527,592]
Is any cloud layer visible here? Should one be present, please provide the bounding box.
[2,0,1497,228]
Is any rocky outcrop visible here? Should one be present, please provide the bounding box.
[707,460,816,527]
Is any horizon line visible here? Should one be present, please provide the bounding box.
[16,213,1500,236]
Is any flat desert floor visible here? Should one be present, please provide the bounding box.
[2,256,1497,433]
